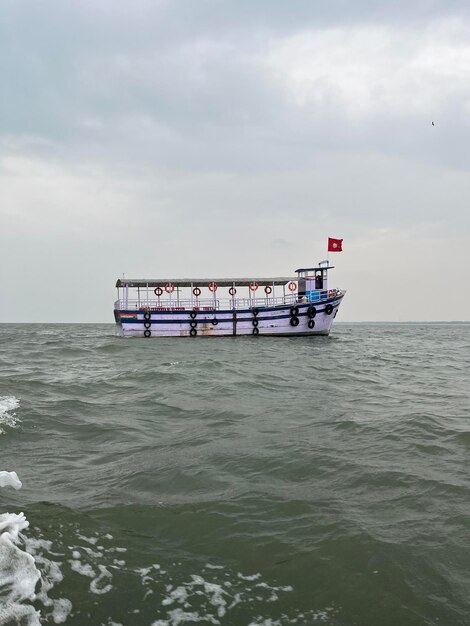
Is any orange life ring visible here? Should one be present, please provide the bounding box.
[208,282,218,292]
[249,281,259,291]
[328,289,334,298]
[264,285,272,295]
[228,287,237,296]
[288,281,297,292]
[165,282,175,294]
[154,287,163,297]
[193,287,201,297]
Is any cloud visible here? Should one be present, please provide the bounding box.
[1,1,469,321]
[264,18,470,120]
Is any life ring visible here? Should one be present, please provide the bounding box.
[252,319,259,328]
[290,316,299,327]
[165,282,175,294]
[154,287,163,297]
[208,282,218,292]
[325,304,333,315]
[290,305,299,316]
[190,311,197,319]
[252,307,259,316]
[252,327,259,336]
[264,285,272,295]
[228,287,237,296]
[307,306,316,319]
[308,319,315,329]
[190,328,197,337]
[193,287,201,297]
[249,281,259,291]
[288,281,297,292]
[144,329,151,338]
[143,311,151,320]
[328,290,335,299]
[144,321,151,329]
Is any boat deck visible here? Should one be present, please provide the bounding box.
[115,289,340,312]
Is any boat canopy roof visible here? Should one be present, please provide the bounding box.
[116,277,297,288]
[295,265,334,273]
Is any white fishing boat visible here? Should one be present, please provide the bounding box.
[114,260,346,338]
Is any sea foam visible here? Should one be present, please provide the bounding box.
[0,471,22,490]
[0,396,20,432]
[0,473,40,625]
[0,470,72,625]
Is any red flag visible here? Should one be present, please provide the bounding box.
[328,237,343,252]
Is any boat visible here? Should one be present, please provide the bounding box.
[114,261,346,338]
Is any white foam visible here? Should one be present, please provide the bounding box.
[238,572,261,581]
[0,471,74,625]
[90,564,113,595]
[152,608,218,625]
[0,471,22,490]
[162,585,189,606]
[82,545,103,558]
[51,598,73,624]
[0,396,20,432]
[0,603,41,625]
[69,557,96,578]
[77,533,98,545]
[200,580,227,617]
[0,512,41,626]
[22,534,74,624]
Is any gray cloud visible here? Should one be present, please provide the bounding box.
[1,0,469,321]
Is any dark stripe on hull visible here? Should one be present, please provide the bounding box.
[118,301,341,325]
[118,298,338,316]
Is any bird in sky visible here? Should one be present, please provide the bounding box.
[432,121,435,126]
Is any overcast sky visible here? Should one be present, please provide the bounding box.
[1,0,470,322]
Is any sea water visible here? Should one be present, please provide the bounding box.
[0,323,469,625]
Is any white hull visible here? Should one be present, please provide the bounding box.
[116,297,344,338]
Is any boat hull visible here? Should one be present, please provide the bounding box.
[115,296,344,338]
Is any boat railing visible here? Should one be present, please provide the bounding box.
[115,289,340,311]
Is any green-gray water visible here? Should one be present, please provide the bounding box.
[1,323,469,625]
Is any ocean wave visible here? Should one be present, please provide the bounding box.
[0,472,40,625]
[46,523,335,625]
[0,396,20,433]
[0,473,72,625]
